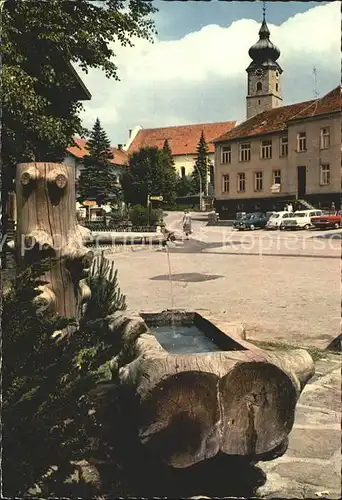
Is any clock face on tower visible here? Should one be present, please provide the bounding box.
[255,68,264,78]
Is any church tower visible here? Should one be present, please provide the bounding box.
[246,4,283,119]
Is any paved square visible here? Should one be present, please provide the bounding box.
[104,213,340,349]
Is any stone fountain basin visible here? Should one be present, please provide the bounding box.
[140,310,248,353]
[108,309,315,469]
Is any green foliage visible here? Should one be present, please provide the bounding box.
[1,0,156,233]
[176,174,194,197]
[129,204,163,226]
[3,255,128,497]
[162,138,173,164]
[191,130,210,194]
[3,261,91,497]
[122,146,177,206]
[82,251,127,322]
[2,0,156,166]
[78,118,119,205]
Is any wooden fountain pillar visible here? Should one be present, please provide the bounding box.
[15,162,93,318]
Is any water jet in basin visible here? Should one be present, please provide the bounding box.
[152,324,220,354]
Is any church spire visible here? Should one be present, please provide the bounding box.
[247,2,281,68]
[259,1,270,39]
[245,1,283,119]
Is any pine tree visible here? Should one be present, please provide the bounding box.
[162,139,173,161]
[78,118,119,206]
[192,130,210,196]
[82,252,127,322]
[161,139,177,205]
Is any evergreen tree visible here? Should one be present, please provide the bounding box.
[176,175,193,197]
[162,139,173,161]
[78,118,119,206]
[122,146,177,207]
[192,130,210,195]
[161,139,177,205]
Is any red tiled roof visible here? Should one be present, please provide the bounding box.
[67,138,128,166]
[288,85,340,121]
[127,121,237,156]
[213,85,340,143]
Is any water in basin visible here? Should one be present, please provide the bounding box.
[152,324,220,354]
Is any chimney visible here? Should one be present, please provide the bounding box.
[128,129,132,138]
[118,144,123,150]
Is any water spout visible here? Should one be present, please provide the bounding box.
[165,242,175,311]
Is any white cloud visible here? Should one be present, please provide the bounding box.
[78,2,340,146]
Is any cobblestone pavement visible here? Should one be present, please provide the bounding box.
[257,356,341,499]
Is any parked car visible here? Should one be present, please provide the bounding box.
[234,212,269,230]
[266,211,293,230]
[281,210,323,230]
[311,211,341,229]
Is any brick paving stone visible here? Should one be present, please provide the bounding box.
[298,370,341,413]
[264,460,341,493]
[257,471,341,499]
[294,406,340,427]
[314,357,341,376]
[286,428,339,459]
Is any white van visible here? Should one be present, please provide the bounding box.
[266,211,292,230]
[281,210,323,230]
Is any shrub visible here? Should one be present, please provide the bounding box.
[83,251,127,322]
[3,255,127,497]
[129,204,163,227]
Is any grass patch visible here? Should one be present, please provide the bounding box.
[249,339,328,362]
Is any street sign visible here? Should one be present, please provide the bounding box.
[149,196,163,201]
[82,200,97,206]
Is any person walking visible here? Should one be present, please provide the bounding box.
[182,210,192,240]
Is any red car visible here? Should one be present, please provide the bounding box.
[311,211,341,229]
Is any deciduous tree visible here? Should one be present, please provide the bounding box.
[122,146,177,206]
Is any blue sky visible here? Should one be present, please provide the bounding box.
[154,1,331,40]
[80,1,339,145]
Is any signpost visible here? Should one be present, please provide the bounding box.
[147,195,164,227]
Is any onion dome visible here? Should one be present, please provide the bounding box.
[248,17,280,64]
